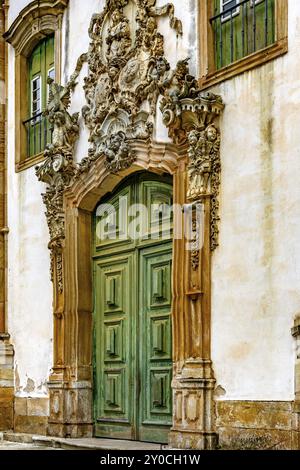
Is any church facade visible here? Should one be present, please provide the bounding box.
[0,0,300,450]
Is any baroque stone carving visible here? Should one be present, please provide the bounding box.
[160,66,224,250]
[35,56,86,292]
[191,217,200,271]
[103,131,136,172]
[76,130,136,176]
[82,0,182,160]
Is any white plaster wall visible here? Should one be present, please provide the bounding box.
[211,0,299,401]
[6,0,298,403]
[7,43,53,396]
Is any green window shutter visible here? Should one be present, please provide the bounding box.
[28,35,54,118]
[213,0,275,69]
[27,35,54,157]
[28,42,42,116]
[45,34,55,107]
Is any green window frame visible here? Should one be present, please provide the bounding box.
[25,35,54,157]
[212,0,276,69]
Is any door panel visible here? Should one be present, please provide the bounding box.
[138,244,172,443]
[139,180,173,241]
[94,173,173,443]
[94,185,134,252]
[94,253,136,439]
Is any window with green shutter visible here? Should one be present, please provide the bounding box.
[211,0,275,69]
[25,35,54,157]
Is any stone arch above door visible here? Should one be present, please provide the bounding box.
[34,0,224,449]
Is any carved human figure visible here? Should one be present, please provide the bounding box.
[92,17,101,37]
[101,131,135,172]
[143,16,157,50]
[52,112,68,149]
[106,9,131,59]
[95,74,111,105]
[162,58,189,117]
[105,132,124,162]
[187,128,214,199]
[206,125,217,143]
[187,130,201,200]
[139,56,170,114]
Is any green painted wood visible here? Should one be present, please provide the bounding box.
[138,244,172,444]
[213,0,275,69]
[94,252,137,440]
[93,173,173,443]
[28,35,54,156]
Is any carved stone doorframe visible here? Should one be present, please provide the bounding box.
[43,111,223,448]
[44,134,221,450]
[35,0,224,448]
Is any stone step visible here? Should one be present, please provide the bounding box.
[1,432,166,451]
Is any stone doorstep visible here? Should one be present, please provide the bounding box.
[1,432,166,451]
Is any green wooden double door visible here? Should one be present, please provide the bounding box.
[93,174,173,443]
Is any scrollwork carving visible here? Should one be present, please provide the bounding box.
[83,0,181,159]
[191,217,200,271]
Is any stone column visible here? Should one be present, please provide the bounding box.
[0,1,14,432]
[161,67,224,449]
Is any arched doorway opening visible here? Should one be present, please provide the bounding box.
[93,172,173,443]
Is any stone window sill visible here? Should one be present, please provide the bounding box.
[15,152,44,173]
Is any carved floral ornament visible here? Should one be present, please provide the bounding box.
[35,0,224,291]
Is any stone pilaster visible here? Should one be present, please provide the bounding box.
[161,70,224,449]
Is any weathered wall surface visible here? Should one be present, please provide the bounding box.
[211,0,299,402]
[4,0,299,437]
[6,1,54,400]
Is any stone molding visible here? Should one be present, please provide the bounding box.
[4,0,68,55]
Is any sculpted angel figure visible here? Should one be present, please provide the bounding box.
[106,9,131,59]
[102,131,135,172]
[206,124,220,156]
[44,77,79,158]
[143,16,158,51]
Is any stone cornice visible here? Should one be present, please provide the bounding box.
[3,0,68,55]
